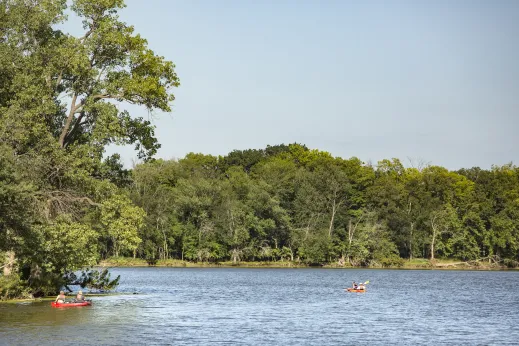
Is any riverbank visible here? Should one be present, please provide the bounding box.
[97,257,516,270]
[98,257,307,268]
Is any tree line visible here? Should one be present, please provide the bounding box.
[0,0,517,300]
[127,145,519,269]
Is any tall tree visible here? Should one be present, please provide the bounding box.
[0,0,179,297]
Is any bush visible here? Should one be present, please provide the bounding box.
[379,256,405,268]
[503,258,519,268]
[0,274,31,300]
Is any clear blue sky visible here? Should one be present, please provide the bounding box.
[88,0,519,169]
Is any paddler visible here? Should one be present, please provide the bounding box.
[75,290,85,302]
[55,290,66,303]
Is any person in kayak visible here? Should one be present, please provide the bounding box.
[75,290,85,302]
[55,291,66,303]
[352,282,358,289]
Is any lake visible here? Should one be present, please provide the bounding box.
[1,268,518,345]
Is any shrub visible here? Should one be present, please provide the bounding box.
[0,274,31,300]
[380,255,405,268]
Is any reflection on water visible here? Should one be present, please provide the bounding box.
[1,268,518,345]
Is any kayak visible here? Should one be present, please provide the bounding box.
[51,301,92,307]
[345,288,366,293]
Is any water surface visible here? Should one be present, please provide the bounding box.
[1,268,518,345]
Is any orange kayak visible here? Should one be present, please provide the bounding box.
[51,301,92,307]
[345,288,366,292]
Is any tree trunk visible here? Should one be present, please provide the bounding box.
[407,200,414,260]
[162,229,168,260]
[59,94,78,147]
[348,220,353,246]
[430,229,436,260]
[328,199,337,238]
[3,251,16,276]
[347,220,355,264]
[409,222,414,260]
[347,215,363,263]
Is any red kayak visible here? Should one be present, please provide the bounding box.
[51,301,92,307]
[345,288,366,293]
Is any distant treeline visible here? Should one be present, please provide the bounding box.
[124,143,519,268]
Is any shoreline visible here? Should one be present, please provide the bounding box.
[0,292,135,304]
[96,258,517,271]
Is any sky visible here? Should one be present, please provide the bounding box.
[69,0,519,170]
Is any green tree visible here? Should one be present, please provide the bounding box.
[0,0,179,296]
[428,203,460,260]
[101,194,145,257]
[0,146,37,276]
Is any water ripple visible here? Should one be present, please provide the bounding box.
[1,268,518,345]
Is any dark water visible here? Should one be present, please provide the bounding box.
[1,268,518,345]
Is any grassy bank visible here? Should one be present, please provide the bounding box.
[98,257,307,268]
[98,257,515,270]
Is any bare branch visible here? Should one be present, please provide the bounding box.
[36,190,101,220]
[95,67,106,85]
[79,18,98,42]
[79,29,93,42]
[92,93,124,101]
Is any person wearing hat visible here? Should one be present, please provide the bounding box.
[75,290,85,302]
[55,290,66,303]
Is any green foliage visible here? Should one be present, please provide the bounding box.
[74,268,120,291]
[39,216,99,273]
[124,146,519,269]
[0,0,179,298]
[378,255,405,268]
[99,256,147,266]
[0,273,31,300]
[95,154,132,188]
[101,194,145,257]
[298,230,331,264]
[0,146,37,256]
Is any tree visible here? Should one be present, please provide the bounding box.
[180,153,221,179]
[220,149,265,173]
[429,204,460,260]
[0,146,37,276]
[0,0,179,296]
[101,194,145,257]
[131,159,180,261]
[251,156,297,211]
